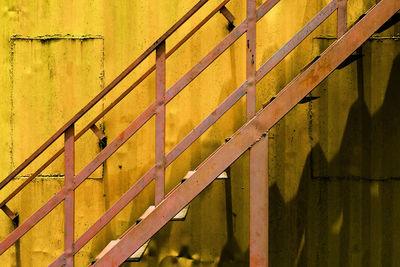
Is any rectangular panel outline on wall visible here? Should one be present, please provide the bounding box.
[9,34,105,179]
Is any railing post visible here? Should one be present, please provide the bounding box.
[250,134,269,267]
[337,0,347,38]
[64,124,75,266]
[155,41,166,206]
[247,0,268,266]
[246,0,256,120]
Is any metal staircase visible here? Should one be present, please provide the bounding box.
[92,171,228,264]
[0,0,399,266]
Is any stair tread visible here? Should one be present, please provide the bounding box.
[182,171,196,181]
[95,240,119,261]
[182,170,228,182]
[126,240,150,261]
[137,206,156,223]
[217,171,229,179]
[171,205,189,221]
[95,202,190,263]
[93,0,400,263]
[95,239,150,263]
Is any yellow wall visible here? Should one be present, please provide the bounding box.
[0,0,399,266]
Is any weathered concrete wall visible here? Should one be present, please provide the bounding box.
[0,0,399,266]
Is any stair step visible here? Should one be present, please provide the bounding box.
[94,199,191,263]
[94,239,150,263]
[171,205,189,221]
[126,240,150,262]
[182,170,196,182]
[217,171,229,179]
[136,206,155,224]
[137,204,190,223]
[181,170,228,183]
[93,169,226,264]
[94,240,118,261]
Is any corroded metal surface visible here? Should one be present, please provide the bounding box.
[0,0,399,265]
[93,0,400,265]
[0,0,235,223]
[0,0,210,196]
[250,135,269,267]
[64,125,75,267]
[155,40,166,206]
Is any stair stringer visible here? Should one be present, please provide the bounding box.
[93,0,400,265]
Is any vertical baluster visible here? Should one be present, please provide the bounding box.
[337,0,348,38]
[64,124,75,266]
[247,0,269,266]
[246,0,256,121]
[250,134,269,267]
[155,41,166,206]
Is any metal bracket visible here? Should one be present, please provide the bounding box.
[90,124,107,149]
[219,6,235,31]
[1,204,19,227]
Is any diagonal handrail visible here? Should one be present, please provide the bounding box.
[0,0,234,213]
[92,0,400,264]
[82,0,337,258]
[58,0,341,264]
[0,0,280,257]
[0,0,210,192]
[4,0,395,264]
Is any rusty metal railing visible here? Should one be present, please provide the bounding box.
[90,1,400,265]
[90,0,400,265]
[2,0,392,265]
[0,0,236,263]
[0,0,341,261]
[0,0,235,220]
